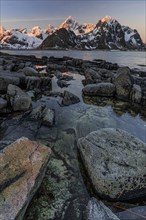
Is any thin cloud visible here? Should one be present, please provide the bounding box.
[1,17,64,23]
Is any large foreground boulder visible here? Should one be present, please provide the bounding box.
[82,83,115,97]
[7,84,32,111]
[0,137,51,220]
[112,67,133,100]
[85,198,120,220]
[78,128,146,201]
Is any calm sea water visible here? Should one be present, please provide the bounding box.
[1,50,146,70]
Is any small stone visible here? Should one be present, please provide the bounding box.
[62,90,80,106]
[42,108,55,127]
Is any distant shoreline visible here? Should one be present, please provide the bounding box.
[0,48,146,52]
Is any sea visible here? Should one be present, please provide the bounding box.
[1,49,146,70]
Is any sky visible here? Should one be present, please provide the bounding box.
[1,0,146,42]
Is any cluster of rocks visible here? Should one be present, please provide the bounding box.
[1,52,145,110]
[0,55,52,113]
[0,52,146,220]
[82,66,146,106]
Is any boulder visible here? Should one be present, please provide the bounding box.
[62,90,80,106]
[23,66,39,76]
[112,67,133,100]
[0,137,51,220]
[130,84,142,104]
[85,198,120,220]
[82,83,115,97]
[7,84,32,111]
[78,128,146,201]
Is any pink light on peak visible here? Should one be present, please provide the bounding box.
[101,15,113,23]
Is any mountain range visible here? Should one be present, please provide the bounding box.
[0,16,145,50]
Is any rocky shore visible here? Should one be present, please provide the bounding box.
[0,52,146,220]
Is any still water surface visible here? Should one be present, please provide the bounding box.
[1,49,146,69]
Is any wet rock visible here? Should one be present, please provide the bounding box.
[84,68,101,85]
[82,83,116,97]
[0,137,51,220]
[47,63,65,72]
[7,84,32,111]
[61,72,73,81]
[85,198,120,220]
[0,73,20,93]
[25,76,51,91]
[116,205,146,220]
[23,66,39,76]
[57,79,70,88]
[42,108,55,127]
[78,128,146,201]
[25,76,41,90]
[62,90,80,106]
[29,106,55,127]
[54,70,62,79]
[130,84,142,104]
[112,67,133,100]
[0,97,7,110]
[26,90,35,99]
[18,62,25,70]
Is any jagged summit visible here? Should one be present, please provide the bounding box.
[100,15,116,23]
[58,16,79,32]
[0,26,6,35]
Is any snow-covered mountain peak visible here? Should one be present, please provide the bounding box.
[101,15,116,24]
[45,25,55,34]
[64,16,75,23]
[31,26,41,34]
[59,16,79,32]
[0,26,6,35]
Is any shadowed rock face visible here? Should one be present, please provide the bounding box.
[39,28,78,49]
[7,84,32,111]
[112,67,133,100]
[78,128,146,201]
[0,137,51,220]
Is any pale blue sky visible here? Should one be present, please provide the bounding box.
[1,0,146,42]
